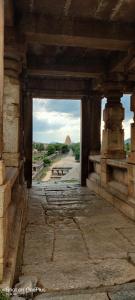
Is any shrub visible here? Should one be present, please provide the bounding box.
[61,144,69,153]
[43,157,51,166]
[47,144,56,156]
[71,143,80,161]
[0,290,9,300]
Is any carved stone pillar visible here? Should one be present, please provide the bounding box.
[101,92,126,159]
[128,94,135,163]
[128,94,135,202]
[3,50,21,167]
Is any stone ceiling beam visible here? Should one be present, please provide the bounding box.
[18,15,135,51]
[109,47,135,72]
[64,0,72,17]
[111,0,125,20]
[28,68,101,79]
[28,61,104,78]
[5,0,14,26]
[27,77,92,98]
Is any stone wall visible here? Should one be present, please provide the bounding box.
[0,165,28,285]
[87,155,135,220]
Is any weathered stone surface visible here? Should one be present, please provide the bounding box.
[15,275,38,295]
[0,182,11,217]
[87,177,135,221]
[117,227,135,245]
[2,153,20,167]
[33,259,135,291]
[3,76,20,167]
[127,252,135,265]
[23,226,53,265]
[109,290,135,300]
[76,223,134,259]
[22,184,135,293]
[0,161,5,186]
[34,293,108,300]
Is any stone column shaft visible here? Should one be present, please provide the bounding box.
[24,94,33,188]
[0,0,4,158]
[81,96,101,186]
[128,94,135,163]
[0,0,6,282]
[128,94,135,202]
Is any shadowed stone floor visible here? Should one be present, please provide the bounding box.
[21,182,135,299]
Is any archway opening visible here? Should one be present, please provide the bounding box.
[32,98,81,186]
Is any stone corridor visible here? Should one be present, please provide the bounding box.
[19,183,135,299]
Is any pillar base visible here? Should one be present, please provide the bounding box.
[101,150,126,159]
[128,164,135,202]
[128,152,135,164]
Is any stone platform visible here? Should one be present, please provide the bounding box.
[21,182,135,299]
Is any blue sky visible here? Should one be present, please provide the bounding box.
[33,95,133,143]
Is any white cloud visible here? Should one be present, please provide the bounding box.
[33,99,80,143]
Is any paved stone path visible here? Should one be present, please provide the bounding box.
[21,182,135,299]
[42,152,80,183]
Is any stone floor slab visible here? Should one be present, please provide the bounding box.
[21,183,135,295]
[22,259,135,291]
[109,290,135,300]
[35,293,108,300]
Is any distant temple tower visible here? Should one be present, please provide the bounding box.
[65,135,72,145]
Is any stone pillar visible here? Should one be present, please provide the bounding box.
[128,94,135,202]
[0,0,6,281]
[24,93,33,188]
[128,94,135,163]
[0,0,5,187]
[3,52,21,167]
[0,0,4,158]
[81,96,101,186]
[101,92,126,159]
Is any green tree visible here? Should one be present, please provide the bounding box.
[47,144,56,156]
[54,143,62,151]
[125,142,131,153]
[43,157,51,166]
[71,143,80,161]
[61,144,69,154]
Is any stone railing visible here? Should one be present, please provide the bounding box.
[87,155,135,220]
[0,163,28,286]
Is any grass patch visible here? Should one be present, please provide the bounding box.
[0,290,9,300]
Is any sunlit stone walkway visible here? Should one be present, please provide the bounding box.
[21,182,135,299]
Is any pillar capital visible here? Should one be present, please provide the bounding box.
[4,49,22,80]
[82,93,102,102]
[104,90,123,99]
